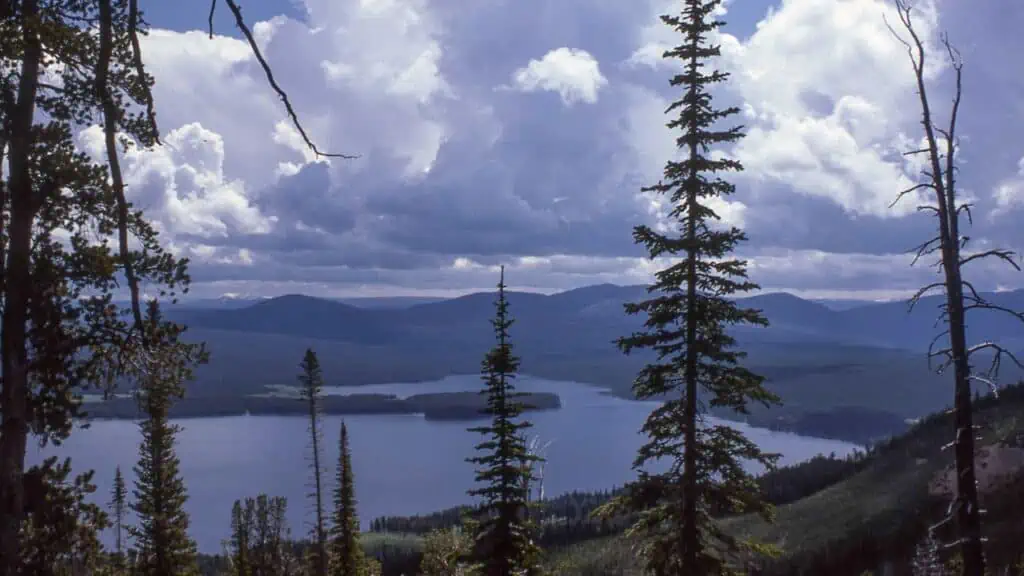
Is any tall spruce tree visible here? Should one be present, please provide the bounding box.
[330,421,365,575]
[128,300,205,575]
[596,1,781,573]
[299,349,329,576]
[465,267,542,576]
[110,466,129,570]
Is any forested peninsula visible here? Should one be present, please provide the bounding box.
[81,390,562,421]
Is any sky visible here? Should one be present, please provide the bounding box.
[103,0,1024,300]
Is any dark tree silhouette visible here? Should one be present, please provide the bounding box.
[885,2,1024,573]
[299,349,329,576]
[595,1,781,573]
[128,300,206,575]
[110,466,129,571]
[330,421,365,575]
[466,266,542,576]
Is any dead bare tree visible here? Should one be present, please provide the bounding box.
[521,435,553,503]
[886,2,1024,574]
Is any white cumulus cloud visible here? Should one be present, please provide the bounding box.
[511,47,608,106]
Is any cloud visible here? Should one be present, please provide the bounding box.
[76,123,273,240]
[510,48,608,105]
[992,156,1024,217]
[76,0,1024,298]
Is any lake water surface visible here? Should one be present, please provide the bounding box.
[30,376,860,553]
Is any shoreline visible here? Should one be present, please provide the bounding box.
[79,390,563,422]
[79,374,909,445]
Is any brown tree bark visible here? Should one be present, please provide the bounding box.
[0,0,42,572]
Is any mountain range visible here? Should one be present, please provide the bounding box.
[148,284,1024,432]
[169,284,1024,352]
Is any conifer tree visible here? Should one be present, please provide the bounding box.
[110,466,129,571]
[227,494,294,576]
[18,457,110,574]
[299,349,329,576]
[229,501,251,576]
[465,267,542,576]
[331,421,366,575]
[128,300,205,575]
[596,1,781,573]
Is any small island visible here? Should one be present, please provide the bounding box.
[80,389,562,421]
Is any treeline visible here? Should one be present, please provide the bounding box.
[369,451,872,537]
[81,390,561,420]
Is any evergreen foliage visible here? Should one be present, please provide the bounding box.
[0,1,191,570]
[18,457,110,574]
[465,267,542,576]
[299,348,330,576]
[128,300,206,575]
[111,466,129,570]
[331,421,366,575]
[594,1,781,573]
[229,501,251,576]
[226,495,297,576]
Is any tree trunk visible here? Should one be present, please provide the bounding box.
[942,225,985,575]
[0,1,42,571]
[681,23,701,571]
[308,400,327,576]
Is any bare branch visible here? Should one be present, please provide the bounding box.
[128,0,159,145]
[960,249,1021,270]
[963,299,1024,325]
[207,0,359,160]
[956,201,974,226]
[908,282,945,312]
[909,235,942,266]
[941,31,963,231]
[97,0,145,344]
[903,147,930,156]
[967,342,1024,371]
[889,182,935,209]
[967,374,999,398]
[961,279,982,303]
[208,0,217,38]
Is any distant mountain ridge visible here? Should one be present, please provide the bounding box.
[147,283,1024,432]
[170,284,1024,353]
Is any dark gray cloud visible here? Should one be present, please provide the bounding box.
[136,0,1024,296]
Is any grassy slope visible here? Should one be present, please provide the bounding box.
[549,384,1024,575]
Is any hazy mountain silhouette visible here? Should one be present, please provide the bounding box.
[160,284,1023,421]
[173,284,1024,353]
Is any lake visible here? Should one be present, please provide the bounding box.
[30,376,860,554]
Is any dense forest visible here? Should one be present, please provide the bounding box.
[0,0,1022,576]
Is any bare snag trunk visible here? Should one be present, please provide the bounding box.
[887,2,1024,574]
